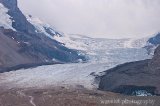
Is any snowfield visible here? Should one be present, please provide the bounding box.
[0,3,15,30]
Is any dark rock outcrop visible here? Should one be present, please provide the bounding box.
[148,33,160,45]
[0,28,86,72]
[99,45,160,96]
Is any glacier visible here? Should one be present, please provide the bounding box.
[0,33,153,89]
[0,2,155,89]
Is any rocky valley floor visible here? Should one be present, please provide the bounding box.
[0,87,159,106]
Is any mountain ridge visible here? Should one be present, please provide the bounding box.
[0,0,86,72]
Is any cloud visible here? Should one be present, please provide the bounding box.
[18,0,160,38]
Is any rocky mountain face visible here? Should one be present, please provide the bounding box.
[148,33,160,45]
[0,0,86,72]
[99,43,160,96]
[149,45,160,73]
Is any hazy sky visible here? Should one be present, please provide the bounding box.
[18,0,160,38]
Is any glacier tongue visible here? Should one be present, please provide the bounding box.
[0,34,153,89]
[0,3,15,30]
[0,63,110,89]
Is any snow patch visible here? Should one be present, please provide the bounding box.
[133,90,153,96]
[0,3,15,30]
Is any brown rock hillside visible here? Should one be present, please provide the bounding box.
[99,45,160,95]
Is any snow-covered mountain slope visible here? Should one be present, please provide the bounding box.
[0,0,36,33]
[0,3,15,30]
[26,15,63,39]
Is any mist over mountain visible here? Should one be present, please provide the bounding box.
[19,0,160,38]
